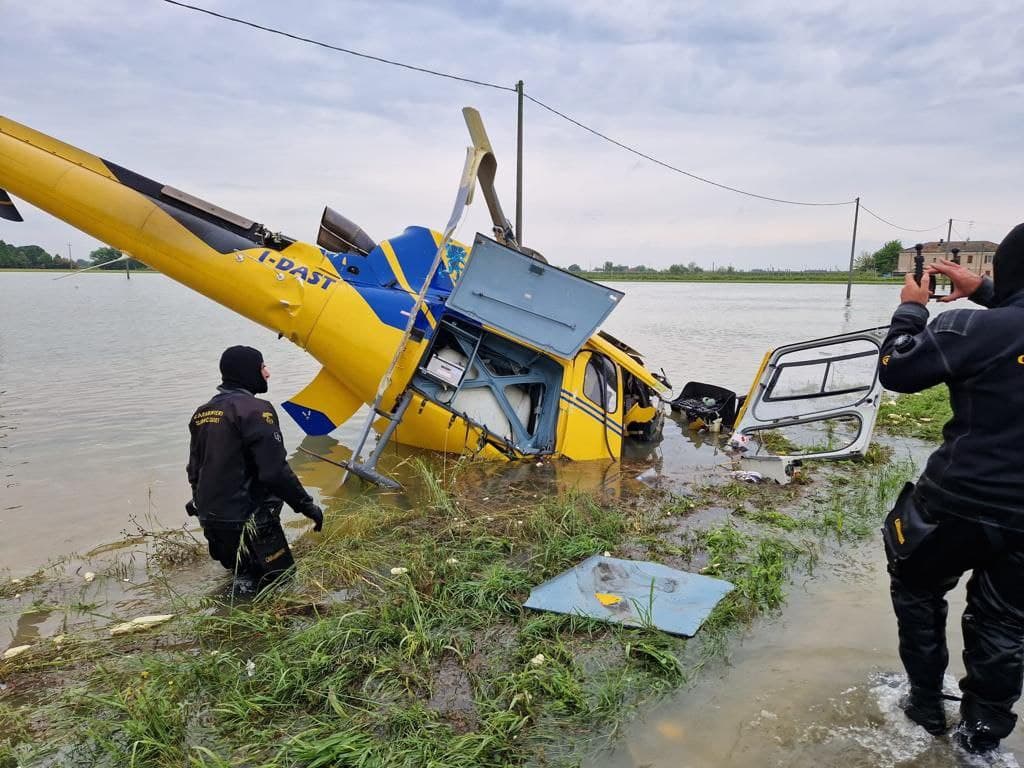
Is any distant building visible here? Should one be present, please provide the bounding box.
[896,239,999,277]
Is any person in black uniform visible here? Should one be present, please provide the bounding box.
[879,223,1024,754]
[187,345,323,593]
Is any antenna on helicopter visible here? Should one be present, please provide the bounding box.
[53,251,133,280]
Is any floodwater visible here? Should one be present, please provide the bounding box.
[595,537,1024,767]
[0,273,911,574]
[9,272,1015,764]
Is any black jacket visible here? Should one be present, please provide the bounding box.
[187,387,312,527]
[879,279,1024,530]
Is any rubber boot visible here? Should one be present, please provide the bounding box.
[954,720,1000,755]
[899,689,948,735]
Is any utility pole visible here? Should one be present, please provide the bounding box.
[845,197,860,301]
[66,241,72,271]
[945,218,952,256]
[515,80,524,247]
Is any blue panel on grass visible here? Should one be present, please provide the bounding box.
[523,555,733,637]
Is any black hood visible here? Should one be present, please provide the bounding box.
[994,223,1024,305]
[219,345,267,394]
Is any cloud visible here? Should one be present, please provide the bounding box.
[1,0,1020,269]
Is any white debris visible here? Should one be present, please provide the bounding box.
[759,709,778,720]
[529,654,546,667]
[3,645,30,660]
[245,658,256,678]
[445,557,459,565]
[729,470,764,483]
[109,614,174,636]
[390,567,408,576]
[83,572,96,583]
[603,551,612,557]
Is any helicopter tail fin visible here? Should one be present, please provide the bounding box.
[282,367,364,436]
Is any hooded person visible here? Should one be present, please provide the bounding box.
[187,345,323,593]
[877,223,1024,754]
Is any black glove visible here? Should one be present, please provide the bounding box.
[185,500,199,517]
[299,501,324,532]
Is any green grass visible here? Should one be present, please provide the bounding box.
[877,385,951,442]
[0,451,920,767]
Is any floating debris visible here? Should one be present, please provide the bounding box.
[3,645,31,660]
[83,572,96,583]
[109,614,174,636]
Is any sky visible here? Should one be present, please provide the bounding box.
[2,0,1021,270]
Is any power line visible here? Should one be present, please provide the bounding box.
[160,0,515,92]
[523,94,854,207]
[858,204,945,233]
[159,0,977,227]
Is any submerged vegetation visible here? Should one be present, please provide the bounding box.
[0,446,915,768]
[877,385,951,443]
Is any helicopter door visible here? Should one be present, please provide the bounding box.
[732,326,889,460]
[445,233,624,359]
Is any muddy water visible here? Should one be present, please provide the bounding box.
[0,273,913,573]
[3,272,1018,762]
[596,537,1024,767]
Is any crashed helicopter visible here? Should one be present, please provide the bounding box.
[0,108,888,488]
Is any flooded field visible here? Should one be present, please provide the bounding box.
[1,272,907,573]
[596,534,1024,767]
[4,271,1008,766]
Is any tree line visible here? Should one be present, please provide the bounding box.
[0,241,149,270]
[567,240,904,276]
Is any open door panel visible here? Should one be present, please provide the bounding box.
[733,326,889,461]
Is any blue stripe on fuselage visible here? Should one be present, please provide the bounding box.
[560,390,623,435]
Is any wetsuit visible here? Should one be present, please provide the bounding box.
[879,228,1024,749]
[187,345,322,589]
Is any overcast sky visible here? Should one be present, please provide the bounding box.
[2,0,1021,270]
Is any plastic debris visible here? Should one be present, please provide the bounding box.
[83,572,96,583]
[108,614,174,637]
[524,555,734,637]
[445,557,459,565]
[2,645,30,660]
[730,470,764,483]
[529,654,546,667]
[728,434,753,452]
[245,658,256,678]
[390,567,409,576]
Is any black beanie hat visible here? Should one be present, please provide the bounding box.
[219,345,267,394]
[993,223,1024,305]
